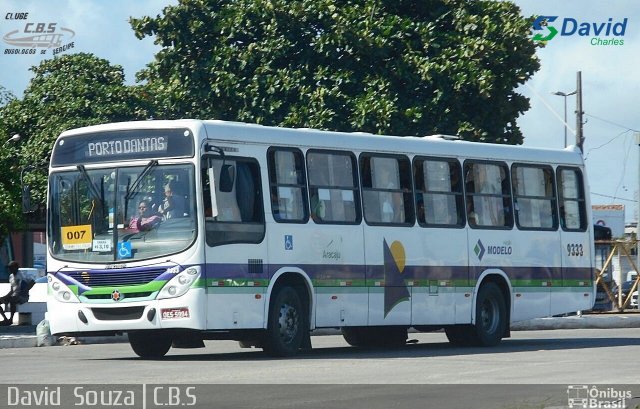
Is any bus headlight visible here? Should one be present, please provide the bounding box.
[49,276,80,303]
[157,267,200,300]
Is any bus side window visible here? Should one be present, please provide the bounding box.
[464,161,513,229]
[512,164,558,230]
[557,167,587,231]
[307,150,360,224]
[360,154,414,226]
[414,157,464,227]
[267,148,308,223]
[201,157,265,246]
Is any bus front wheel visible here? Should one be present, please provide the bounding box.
[263,286,307,357]
[128,330,172,359]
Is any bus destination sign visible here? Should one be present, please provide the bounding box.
[51,128,195,167]
[87,136,167,158]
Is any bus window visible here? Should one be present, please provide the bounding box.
[464,161,513,229]
[360,154,414,226]
[307,150,360,224]
[557,167,587,231]
[267,148,308,223]
[512,164,557,230]
[202,157,265,246]
[413,157,464,227]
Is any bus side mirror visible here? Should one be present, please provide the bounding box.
[21,167,38,214]
[219,165,235,192]
[22,184,33,213]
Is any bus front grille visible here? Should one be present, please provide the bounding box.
[66,269,166,287]
[91,307,145,321]
[84,292,154,300]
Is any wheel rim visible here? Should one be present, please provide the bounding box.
[480,297,499,334]
[277,302,299,344]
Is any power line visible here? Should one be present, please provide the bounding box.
[584,113,640,133]
[583,129,631,161]
[591,191,636,203]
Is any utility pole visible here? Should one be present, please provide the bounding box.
[637,132,640,275]
[576,71,584,151]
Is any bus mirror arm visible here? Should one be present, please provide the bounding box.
[205,145,235,192]
[207,164,218,218]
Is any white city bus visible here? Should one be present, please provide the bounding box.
[43,120,594,358]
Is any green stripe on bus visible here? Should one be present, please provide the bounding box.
[81,280,166,295]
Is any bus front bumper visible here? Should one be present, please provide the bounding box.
[47,288,206,336]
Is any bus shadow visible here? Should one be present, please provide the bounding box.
[107,335,640,362]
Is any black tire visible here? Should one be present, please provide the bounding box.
[444,325,475,346]
[445,282,506,347]
[342,326,407,348]
[128,330,172,359]
[474,282,507,346]
[341,327,366,347]
[262,286,306,357]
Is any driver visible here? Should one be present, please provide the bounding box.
[128,199,161,231]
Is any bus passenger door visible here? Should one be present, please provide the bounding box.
[202,155,269,330]
[554,167,593,314]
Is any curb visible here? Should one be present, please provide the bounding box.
[0,335,37,349]
[511,315,640,331]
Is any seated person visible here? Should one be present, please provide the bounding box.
[0,261,29,326]
[157,181,186,220]
[129,200,161,231]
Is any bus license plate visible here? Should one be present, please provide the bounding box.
[161,307,190,320]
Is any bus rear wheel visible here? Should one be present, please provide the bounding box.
[263,286,307,357]
[445,282,506,347]
[128,330,172,359]
[474,282,506,346]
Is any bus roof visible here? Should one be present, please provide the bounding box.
[59,119,585,167]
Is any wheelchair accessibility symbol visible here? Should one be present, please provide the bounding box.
[284,235,293,251]
[117,241,132,259]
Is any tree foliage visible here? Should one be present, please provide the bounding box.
[0,53,152,233]
[132,0,539,143]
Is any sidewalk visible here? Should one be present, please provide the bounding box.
[2,313,640,350]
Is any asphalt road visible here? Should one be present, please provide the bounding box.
[1,328,640,408]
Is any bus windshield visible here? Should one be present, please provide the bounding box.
[48,163,196,263]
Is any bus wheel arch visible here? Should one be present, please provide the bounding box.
[263,270,313,356]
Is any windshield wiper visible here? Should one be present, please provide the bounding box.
[125,160,158,202]
[77,165,104,203]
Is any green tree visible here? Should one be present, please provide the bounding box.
[132,0,539,143]
[0,85,20,237]
[0,53,152,234]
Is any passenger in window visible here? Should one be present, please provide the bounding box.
[310,191,326,222]
[129,200,161,231]
[310,168,329,222]
[377,167,398,222]
[158,180,186,219]
[467,200,478,226]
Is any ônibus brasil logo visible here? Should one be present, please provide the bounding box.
[532,15,628,46]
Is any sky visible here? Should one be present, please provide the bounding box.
[1,0,639,221]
